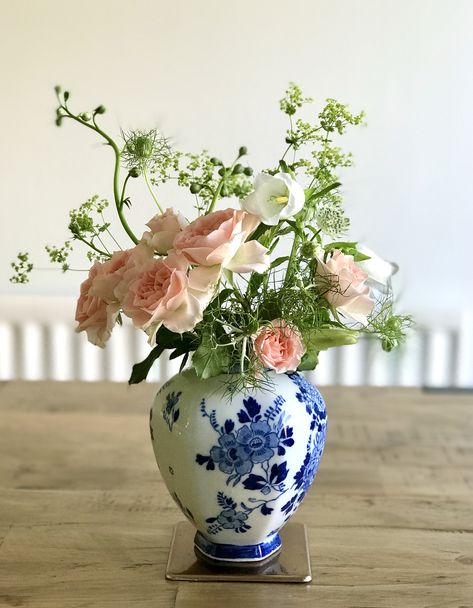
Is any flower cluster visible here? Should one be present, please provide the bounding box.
[11,83,412,386]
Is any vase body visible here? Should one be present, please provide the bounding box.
[150,369,327,563]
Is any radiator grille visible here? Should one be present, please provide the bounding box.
[1,297,471,387]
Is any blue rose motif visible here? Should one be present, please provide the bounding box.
[236,420,279,464]
[217,508,249,530]
[210,433,252,475]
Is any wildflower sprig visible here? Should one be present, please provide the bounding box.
[10,252,33,284]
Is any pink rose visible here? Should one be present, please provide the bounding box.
[89,249,130,303]
[121,252,218,337]
[253,320,306,373]
[113,244,154,305]
[141,208,187,254]
[173,208,269,273]
[75,262,119,347]
[317,250,375,324]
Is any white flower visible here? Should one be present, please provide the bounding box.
[357,246,398,294]
[240,172,305,226]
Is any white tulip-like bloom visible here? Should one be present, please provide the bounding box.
[241,172,305,226]
[357,246,399,294]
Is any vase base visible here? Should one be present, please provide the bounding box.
[194,531,282,565]
[166,521,312,583]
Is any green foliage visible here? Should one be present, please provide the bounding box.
[367,300,413,352]
[193,333,232,380]
[280,82,313,116]
[324,241,371,262]
[129,327,198,384]
[10,252,33,284]
[45,241,73,272]
[305,327,359,350]
[173,149,253,214]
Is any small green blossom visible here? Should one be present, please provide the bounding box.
[10,252,33,284]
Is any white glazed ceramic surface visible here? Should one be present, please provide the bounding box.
[150,369,327,557]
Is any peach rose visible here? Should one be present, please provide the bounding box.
[173,208,269,273]
[317,250,374,325]
[75,262,119,347]
[253,320,306,373]
[89,249,131,304]
[112,244,154,305]
[141,208,187,254]
[121,252,218,338]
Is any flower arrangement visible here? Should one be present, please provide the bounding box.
[12,83,411,389]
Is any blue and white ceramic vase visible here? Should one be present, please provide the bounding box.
[150,369,327,563]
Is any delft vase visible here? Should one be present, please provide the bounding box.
[150,369,327,563]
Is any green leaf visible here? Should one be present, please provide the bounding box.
[353,252,371,262]
[306,328,359,350]
[128,344,165,384]
[298,349,319,371]
[278,159,295,177]
[270,256,289,270]
[325,241,358,250]
[128,326,198,384]
[308,181,341,203]
[193,336,231,380]
[325,241,370,262]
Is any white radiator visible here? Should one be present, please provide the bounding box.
[1,297,471,387]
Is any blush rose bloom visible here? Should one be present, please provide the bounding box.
[317,250,375,325]
[173,208,269,273]
[121,252,218,339]
[253,320,306,373]
[89,249,132,304]
[141,208,187,254]
[75,262,120,347]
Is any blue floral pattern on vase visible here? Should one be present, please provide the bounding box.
[280,374,327,519]
[196,392,300,534]
[162,391,182,431]
[206,492,251,534]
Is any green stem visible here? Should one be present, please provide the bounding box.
[76,236,110,258]
[120,173,131,208]
[100,211,123,250]
[143,167,164,213]
[240,336,248,375]
[206,178,224,214]
[284,230,301,288]
[61,110,138,245]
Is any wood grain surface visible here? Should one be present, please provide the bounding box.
[0,381,472,607]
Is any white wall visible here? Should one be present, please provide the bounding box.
[1,0,472,324]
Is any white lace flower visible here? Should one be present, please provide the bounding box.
[240,172,305,226]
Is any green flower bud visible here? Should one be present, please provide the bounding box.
[381,337,395,352]
[238,146,248,156]
[79,112,92,122]
[55,117,63,127]
[64,91,70,101]
[94,105,106,115]
[300,241,318,259]
[220,185,229,197]
[129,167,140,178]
[232,163,244,175]
[190,183,202,194]
[285,136,294,144]
[243,166,253,176]
[210,157,222,166]
[54,85,61,94]
[218,167,225,177]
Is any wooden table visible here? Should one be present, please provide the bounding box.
[0,382,472,607]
